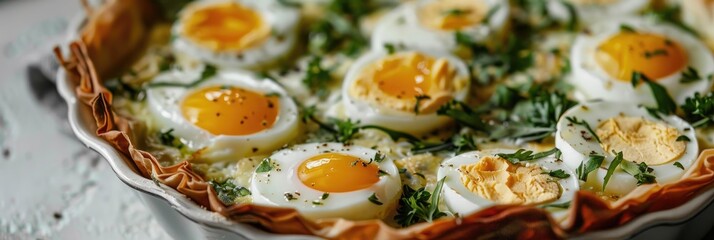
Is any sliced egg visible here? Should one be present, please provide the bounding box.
[437,149,578,218]
[371,0,509,52]
[569,17,714,106]
[547,0,650,25]
[146,67,300,161]
[172,0,299,69]
[555,101,699,197]
[334,50,470,134]
[250,142,401,220]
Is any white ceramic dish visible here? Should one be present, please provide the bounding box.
[55,17,714,240]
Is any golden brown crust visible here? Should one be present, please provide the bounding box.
[53,0,714,238]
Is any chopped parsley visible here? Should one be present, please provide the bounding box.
[619,24,637,33]
[394,177,447,227]
[158,129,184,149]
[442,8,469,16]
[302,56,332,98]
[368,193,383,205]
[255,158,274,173]
[208,179,251,205]
[491,90,577,142]
[546,169,571,179]
[603,151,624,191]
[496,148,560,164]
[437,100,489,132]
[680,67,703,83]
[644,49,668,58]
[541,201,571,209]
[383,43,397,54]
[321,193,330,200]
[576,154,604,181]
[414,94,431,114]
[373,152,385,163]
[676,135,691,142]
[674,162,684,170]
[681,92,714,128]
[620,160,657,185]
[631,72,677,115]
[565,116,601,143]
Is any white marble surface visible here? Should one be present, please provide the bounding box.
[0,0,170,239]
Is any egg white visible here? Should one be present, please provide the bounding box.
[370,0,509,52]
[547,0,650,25]
[555,101,699,196]
[145,67,301,161]
[437,149,578,219]
[333,49,470,134]
[250,142,402,220]
[569,17,714,106]
[172,0,300,69]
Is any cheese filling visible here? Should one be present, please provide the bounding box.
[458,156,561,205]
[596,116,686,165]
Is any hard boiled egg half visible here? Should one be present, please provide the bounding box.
[337,50,470,134]
[437,149,578,218]
[146,67,301,161]
[371,0,509,52]
[569,17,714,106]
[250,143,401,220]
[172,0,299,69]
[555,101,699,197]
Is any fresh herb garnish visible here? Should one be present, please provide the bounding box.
[632,71,677,115]
[644,49,668,58]
[368,193,383,205]
[373,152,385,163]
[302,56,333,98]
[437,100,489,132]
[576,154,605,181]
[645,5,699,36]
[676,135,691,142]
[208,179,251,205]
[384,43,397,54]
[307,0,374,56]
[620,160,656,185]
[620,24,637,33]
[321,193,330,200]
[256,158,274,173]
[491,90,577,142]
[680,67,703,83]
[603,151,624,190]
[284,193,298,201]
[148,65,217,88]
[546,169,571,179]
[496,148,560,164]
[411,133,478,154]
[414,94,431,114]
[674,162,684,170]
[394,177,447,227]
[378,169,390,176]
[158,129,184,149]
[565,116,601,143]
[681,92,714,128]
[443,8,469,16]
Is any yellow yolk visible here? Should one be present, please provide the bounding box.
[298,153,380,193]
[596,116,686,165]
[181,86,279,136]
[181,2,269,51]
[596,32,688,81]
[419,0,488,30]
[374,54,435,99]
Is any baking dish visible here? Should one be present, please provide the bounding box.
[54,0,714,239]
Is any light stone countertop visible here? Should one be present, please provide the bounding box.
[0,0,170,239]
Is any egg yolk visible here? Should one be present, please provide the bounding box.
[595,32,688,81]
[374,54,435,99]
[181,86,279,136]
[419,0,488,30]
[181,2,269,51]
[298,153,380,193]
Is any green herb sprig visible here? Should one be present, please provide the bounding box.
[394,177,447,227]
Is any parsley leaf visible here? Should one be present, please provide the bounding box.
[490,90,577,142]
[413,94,431,114]
[680,67,703,83]
[496,148,560,164]
[676,135,691,142]
[576,154,604,181]
[620,160,657,185]
[619,24,637,33]
[674,162,684,170]
[437,100,489,132]
[368,193,383,205]
[394,177,447,227]
[632,71,676,115]
[565,116,601,143]
[208,179,251,205]
[681,92,714,128]
[302,56,333,98]
[158,129,184,149]
[644,5,699,36]
[546,169,571,179]
[603,151,624,191]
[256,158,274,173]
[541,201,571,209]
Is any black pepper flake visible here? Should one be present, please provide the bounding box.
[252,147,259,153]
[2,149,9,158]
[53,212,62,220]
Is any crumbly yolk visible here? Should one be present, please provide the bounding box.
[459,156,561,205]
[596,116,686,165]
[181,2,269,51]
[419,0,488,30]
[181,86,279,136]
[374,53,436,99]
[596,32,688,81]
[298,153,380,193]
